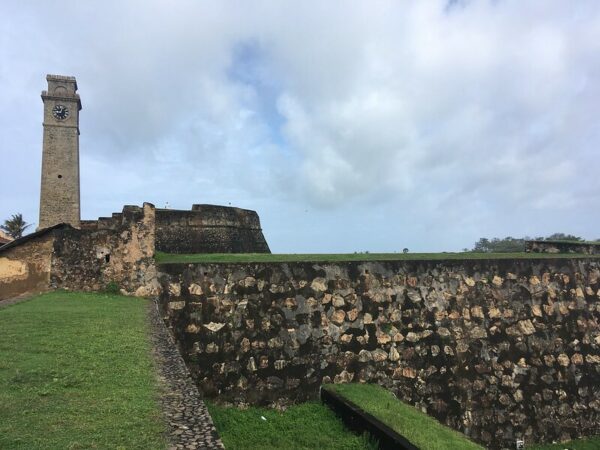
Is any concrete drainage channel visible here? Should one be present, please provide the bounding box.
[320,387,418,450]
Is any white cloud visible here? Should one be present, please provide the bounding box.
[1,0,599,251]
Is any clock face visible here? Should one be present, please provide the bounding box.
[52,104,69,120]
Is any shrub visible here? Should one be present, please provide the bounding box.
[104,281,120,294]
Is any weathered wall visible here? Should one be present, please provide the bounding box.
[0,203,158,300]
[158,258,600,449]
[51,203,158,295]
[526,240,600,255]
[0,233,54,300]
[155,204,270,254]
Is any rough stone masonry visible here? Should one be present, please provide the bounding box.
[158,258,600,449]
[0,204,157,300]
[39,75,82,229]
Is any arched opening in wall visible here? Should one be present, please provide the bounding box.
[105,254,110,263]
[57,174,63,179]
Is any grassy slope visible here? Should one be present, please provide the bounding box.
[207,401,376,450]
[155,251,598,264]
[325,384,483,450]
[0,292,165,450]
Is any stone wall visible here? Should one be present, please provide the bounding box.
[51,203,158,295]
[158,258,600,449]
[155,204,270,254]
[0,230,55,300]
[0,203,158,300]
[526,240,600,255]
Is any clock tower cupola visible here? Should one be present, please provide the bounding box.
[39,74,82,229]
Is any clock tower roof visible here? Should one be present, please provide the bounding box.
[41,74,81,110]
[46,74,78,88]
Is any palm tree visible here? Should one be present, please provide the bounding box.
[1,214,32,239]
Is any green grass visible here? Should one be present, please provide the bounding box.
[0,291,166,450]
[531,437,600,449]
[155,251,600,264]
[207,401,377,450]
[324,384,483,450]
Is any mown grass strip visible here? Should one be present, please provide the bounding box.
[324,384,483,450]
[155,251,599,264]
[0,291,166,450]
[207,401,377,450]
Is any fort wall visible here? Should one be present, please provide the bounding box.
[51,203,157,294]
[526,240,600,255]
[1,202,271,301]
[158,258,600,449]
[0,232,54,299]
[0,203,157,300]
[155,204,270,254]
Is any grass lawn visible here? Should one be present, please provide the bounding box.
[0,291,166,450]
[324,384,483,450]
[531,437,600,449]
[155,251,599,264]
[207,401,377,450]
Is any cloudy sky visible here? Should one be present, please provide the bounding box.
[1,1,599,252]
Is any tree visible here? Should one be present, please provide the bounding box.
[402,248,409,253]
[1,214,31,239]
[470,232,590,253]
[544,233,583,242]
[471,237,526,253]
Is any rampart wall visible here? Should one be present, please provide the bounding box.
[158,258,600,449]
[51,203,157,295]
[0,231,54,299]
[155,205,270,254]
[1,202,271,301]
[526,240,600,255]
[0,203,157,300]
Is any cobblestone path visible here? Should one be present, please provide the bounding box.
[149,300,225,450]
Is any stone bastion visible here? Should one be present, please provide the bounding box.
[158,258,600,449]
[154,204,270,254]
[0,202,269,299]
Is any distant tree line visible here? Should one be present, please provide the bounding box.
[468,233,600,253]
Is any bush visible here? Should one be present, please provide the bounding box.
[104,281,120,294]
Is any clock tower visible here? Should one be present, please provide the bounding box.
[39,74,82,229]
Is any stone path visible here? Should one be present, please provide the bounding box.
[148,300,225,450]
